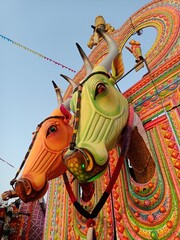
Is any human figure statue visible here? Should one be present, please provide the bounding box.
[87,15,115,49]
[125,39,144,71]
[125,39,144,63]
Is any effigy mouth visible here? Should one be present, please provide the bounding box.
[62,147,107,182]
[14,178,48,203]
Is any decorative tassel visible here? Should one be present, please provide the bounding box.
[87,227,96,240]
[86,219,96,240]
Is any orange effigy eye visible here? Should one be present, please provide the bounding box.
[46,125,57,137]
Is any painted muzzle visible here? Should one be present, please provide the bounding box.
[63,147,108,182]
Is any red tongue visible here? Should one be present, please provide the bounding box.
[79,182,95,202]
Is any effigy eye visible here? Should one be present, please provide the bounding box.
[95,83,106,97]
[46,125,57,136]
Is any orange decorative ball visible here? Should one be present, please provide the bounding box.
[159,206,166,213]
[118,225,125,233]
[174,161,180,170]
[167,221,173,228]
[134,212,140,218]
[108,228,113,235]
[148,182,153,188]
[147,214,154,223]
[134,225,140,232]
[154,193,159,199]
[116,213,122,221]
[144,199,151,207]
[171,151,178,158]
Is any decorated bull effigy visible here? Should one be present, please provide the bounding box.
[1,0,179,239]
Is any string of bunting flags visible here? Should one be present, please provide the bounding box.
[0,34,76,73]
[0,157,14,168]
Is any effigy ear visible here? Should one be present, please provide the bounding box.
[60,104,72,124]
[111,52,124,82]
[52,79,72,124]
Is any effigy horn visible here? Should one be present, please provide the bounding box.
[96,28,119,72]
[52,80,63,107]
[60,74,78,110]
[76,43,93,76]
[60,74,78,92]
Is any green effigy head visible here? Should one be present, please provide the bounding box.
[63,29,129,182]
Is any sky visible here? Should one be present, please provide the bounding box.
[0,0,156,203]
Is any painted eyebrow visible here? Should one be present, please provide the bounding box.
[73,71,110,93]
